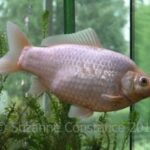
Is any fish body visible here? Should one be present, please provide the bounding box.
[1,22,150,118]
[19,45,136,112]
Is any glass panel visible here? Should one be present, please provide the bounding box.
[134,0,150,149]
[75,0,131,149]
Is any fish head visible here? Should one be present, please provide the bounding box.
[121,70,150,103]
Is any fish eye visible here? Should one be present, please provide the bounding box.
[139,76,149,87]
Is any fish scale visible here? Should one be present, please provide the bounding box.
[18,44,137,112]
[1,22,150,118]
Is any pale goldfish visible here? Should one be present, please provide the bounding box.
[0,22,150,118]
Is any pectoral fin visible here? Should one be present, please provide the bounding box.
[27,76,46,97]
[101,94,123,102]
[39,93,51,116]
[68,105,93,118]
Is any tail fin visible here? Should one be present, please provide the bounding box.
[0,21,31,74]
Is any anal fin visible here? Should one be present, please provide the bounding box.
[27,76,46,97]
[68,105,93,118]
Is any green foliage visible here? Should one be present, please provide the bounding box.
[0,93,81,150]
[135,4,150,73]
[0,96,140,150]
[0,33,8,56]
[0,0,43,44]
[121,111,140,150]
[42,10,50,38]
[76,0,127,53]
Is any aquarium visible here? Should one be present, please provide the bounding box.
[0,0,149,150]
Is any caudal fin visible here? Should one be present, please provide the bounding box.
[0,21,31,74]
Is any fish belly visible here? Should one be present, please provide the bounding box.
[20,45,136,111]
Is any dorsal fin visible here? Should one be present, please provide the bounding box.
[41,28,101,47]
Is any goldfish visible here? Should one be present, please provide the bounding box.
[0,21,150,118]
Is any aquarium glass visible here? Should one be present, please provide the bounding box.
[0,0,149,149]
[134,0,150,149]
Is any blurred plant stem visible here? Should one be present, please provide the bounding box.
[121,111,139,150]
